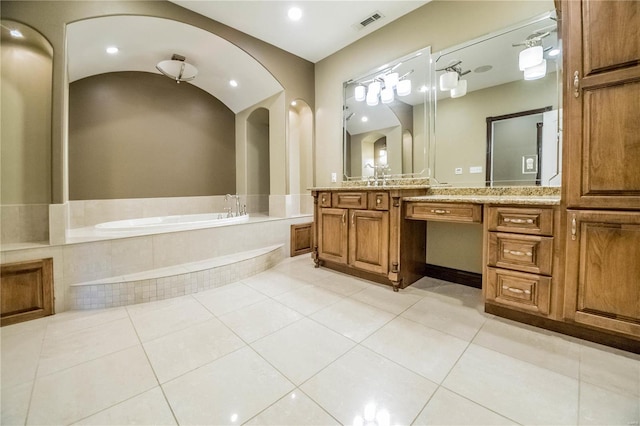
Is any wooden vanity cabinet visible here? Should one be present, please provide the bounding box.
[312,188,427,290]
[561,0,640,344]
[484,205,560,318]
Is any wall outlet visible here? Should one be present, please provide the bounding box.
[469,166,483,174]
[331,172,337,182]
[454,167,463,175]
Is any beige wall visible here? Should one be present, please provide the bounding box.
[68,72,235,200]
[1,37,52,204]
[434,75,558,186]
[1,0,315,204]
[315,0,553,187]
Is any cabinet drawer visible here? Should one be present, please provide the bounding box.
[332,192,367,209]
[368,192,390,210]
[318,192,332,208]
[488,232,553,275]
[486,267,551,316]
[405,202,482,223]
[488,207,553,235]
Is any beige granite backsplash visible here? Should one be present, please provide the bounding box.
[341,177,430,188]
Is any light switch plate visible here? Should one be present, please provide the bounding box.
[331,172,337,182]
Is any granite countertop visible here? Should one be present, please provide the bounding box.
[311,185,430,191]
[403,194,561,205]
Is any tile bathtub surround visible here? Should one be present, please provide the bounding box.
[2,255,638,426]
[0,204,49,244]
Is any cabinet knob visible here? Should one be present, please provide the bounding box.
[322,196,326,203]
[376,197,382,204]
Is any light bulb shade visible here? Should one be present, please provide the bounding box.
[384,72,399,89]
[397,79,411,96]
[450,79,467,98]
[366,91,379,106]
[354,85,366,102]
[381,87,394,104]
[156,59,198,82]
[524,59,547,80]
[439,71,458,91]
[368,81,381,96]
[519,45,543,71]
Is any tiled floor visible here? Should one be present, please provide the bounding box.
[2,255,639,425]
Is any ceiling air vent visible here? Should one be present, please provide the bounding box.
[353,11,385,30]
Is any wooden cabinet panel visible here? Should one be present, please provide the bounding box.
[487,267,551,315]
[1,258,54,326]
[368,192,389,211]
[332,192,367,209]
[349,210,389,274]
[317,208,348,264]
[318,192,332,208]
[290,222,312,257]
[582,0,639,75]
[487,206,554,235]
[564,210,640,337]
[488,232,553,276]
[406,202,482,223]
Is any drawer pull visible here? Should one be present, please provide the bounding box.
[322,196,326,204]
[503,249,533,257]
[502,285,531,295]
[376,197,382,205]
[342,212,346,224]
[431,209,450,214]
[504,218,534,224]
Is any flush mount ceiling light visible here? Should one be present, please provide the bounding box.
[355,68,413,107]
[105,46,119,54]
[288,7,302,21]
[156,54,197,84]
[9,29,23,38]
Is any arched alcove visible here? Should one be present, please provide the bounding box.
[247,108,270,214]
[1,20,53,243]
[289,100,314,215]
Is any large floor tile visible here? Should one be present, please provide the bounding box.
[127,296,213,342]
[219,299,303,343]
[1,327,45,389]
[193,282,266,316]
[1,381,32,426]
[283,263,337,284]
[162,346,294,425]
[413,387,517,425]
[28,346,157,425]
[401,294,488,341]
[350,284,423,315]
[38,317,139,377]
[362,316,468,384]
[275,284,343,316]
[579,381,640,425]
[311,298,395,342]
[242,270,309,297]
[442,344,579,425]
[580,343,640,398]
[313,273,370,296]
[71,387,176,425]
[244,390,340,426]
[252,318,355,385]
[45,307,128,338]
[301,346,438,426]
[143,318,245,383]
[473,317,581,379]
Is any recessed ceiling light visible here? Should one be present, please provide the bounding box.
[288,7,302,21]
[474,65,493,73]
[291,100,297,106]
[419,85,428,92]
[361,116,368,122]
[548,48,561,57]
[10,29,23,38]
[229,80,238,87]
[106,46,119,54]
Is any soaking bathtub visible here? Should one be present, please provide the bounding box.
[94,213,250,233]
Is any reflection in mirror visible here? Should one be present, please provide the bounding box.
[433,10,561,187]
[343,47,432,181]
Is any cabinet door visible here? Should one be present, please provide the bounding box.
[318,208,348,264]
[564,210,640,337]
[564,0,640,209]
[349,210,389,274]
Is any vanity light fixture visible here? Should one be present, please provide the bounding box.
[156,54,197,84]
[548,47,560,57]
[524,59,547,80]
[437,60,470,96]
[450,79,467,98]
[514,31,551,80]
[355,70,413,106]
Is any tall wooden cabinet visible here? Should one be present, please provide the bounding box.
[562,0,640,343]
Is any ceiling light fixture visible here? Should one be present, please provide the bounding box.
[229,79,238,87]
[156,54,197,84]
[514,31,551,80]
[288,7,302,21]
[106,46,119,54]
[9,29,23,38]
[355,69,413,107]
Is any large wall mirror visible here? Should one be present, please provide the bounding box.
[432,10,561,187]
[343,47,433,181]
